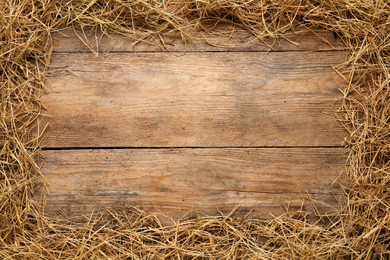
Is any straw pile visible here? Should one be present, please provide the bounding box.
[1,0,389,258]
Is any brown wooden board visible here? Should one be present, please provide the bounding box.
[40,148,346,220]
[40,28,348,222]
[41,51,346,148]
[51,26,343,53]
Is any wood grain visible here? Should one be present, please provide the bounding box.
[42,51,346,148]
[51,26,342,53]
[40,148,346,220]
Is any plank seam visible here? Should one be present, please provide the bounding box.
[47,191,344,196]
[41,146,346,151]
[52,49,347,54]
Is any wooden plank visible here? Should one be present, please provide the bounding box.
[51,26,342,53]
[42,51,346,148]
[40,148,346,220]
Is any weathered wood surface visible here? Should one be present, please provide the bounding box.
[40,28,348,221]
[42,51,346,148]
[51,27,342,53]
[41,148,346,219]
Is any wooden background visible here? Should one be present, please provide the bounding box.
[39,26,347,221]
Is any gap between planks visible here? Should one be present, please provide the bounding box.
[42,146,345,150]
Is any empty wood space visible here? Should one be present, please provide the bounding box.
[41,148,345,220]
[40,27,347,221]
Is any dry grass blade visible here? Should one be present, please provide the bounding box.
[0,0,389,259]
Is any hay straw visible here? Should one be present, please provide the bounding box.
[1,0,389,258]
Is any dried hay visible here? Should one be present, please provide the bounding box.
[0,0,389,258]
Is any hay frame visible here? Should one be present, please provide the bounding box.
[0,0,389,258]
